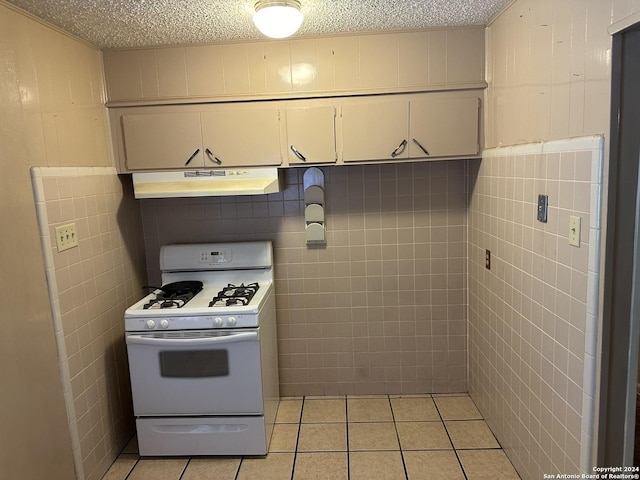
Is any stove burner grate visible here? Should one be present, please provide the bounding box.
[209,283,260,307]
[143,283,203,310]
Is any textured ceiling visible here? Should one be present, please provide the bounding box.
[6,0,512,49]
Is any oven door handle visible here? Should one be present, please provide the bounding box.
[126,331,258,346]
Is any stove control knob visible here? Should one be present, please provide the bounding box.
[160,319,169,329]
[213,317,224,327]
[227,316,237,327]
[145,320,156,329]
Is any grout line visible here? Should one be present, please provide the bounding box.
[233,456,241,480]
[388,395,410,480]
[122,455,141,480]
[432,396,470,480]
[176,458,190,480]
[345,396,351,480]
[288,395,307,480]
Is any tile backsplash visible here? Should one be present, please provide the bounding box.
[31,167,147,480]
[141,161,471,396]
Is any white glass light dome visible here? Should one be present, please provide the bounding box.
[253,1,303,39]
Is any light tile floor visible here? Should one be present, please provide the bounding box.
[102,393,521,480]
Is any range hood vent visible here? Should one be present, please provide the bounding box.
[132,168,281,199]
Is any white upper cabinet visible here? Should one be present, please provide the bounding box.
[112,91,482,172]
[340,100,410,162]
[118,107,282,171]
[122,112,204,170]
[285,106,337,164]
[409,97,480,158]
[201,108,282,167]
[339,94,480,163]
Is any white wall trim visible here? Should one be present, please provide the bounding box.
[609,11,640,35]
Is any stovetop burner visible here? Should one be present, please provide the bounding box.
[143,281,204,310]
[209,283,260,307]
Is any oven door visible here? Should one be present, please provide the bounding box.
[126,329,263,416]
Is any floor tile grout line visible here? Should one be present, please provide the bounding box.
[236,450,247,479]
[289,396,307,480]
[178,457,193,480]
[433,396,471,480]
[232,456,241,480]
[176,457,191,480]
[122,455,141,480]
[388,394,411,480]
[345,395,350,480]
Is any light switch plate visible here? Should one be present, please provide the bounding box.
[55,223,78,252]
[569,216,581,247]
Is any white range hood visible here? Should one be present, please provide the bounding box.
[132,168,281,199]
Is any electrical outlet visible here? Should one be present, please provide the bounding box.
[55,223,78,252]
[485,249,491,270]
[569,216,581,247]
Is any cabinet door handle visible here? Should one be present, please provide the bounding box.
[184,148,200,166]
[205,148,222,165]
[390,139,407,158]
[412,138,430,156]
[290,145,306,162]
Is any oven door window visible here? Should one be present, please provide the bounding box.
[159,349,229,378]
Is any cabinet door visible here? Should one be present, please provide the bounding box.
[340,100,409,162]
[286,106,336,164]
[201,109,282,167]
[122,112,203,170]
[409,97,480,158]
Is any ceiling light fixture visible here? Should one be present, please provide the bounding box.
[253,0,303,39]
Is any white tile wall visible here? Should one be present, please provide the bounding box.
[485,0,640,148]
[468,136,603,478]
[31,167,147,480]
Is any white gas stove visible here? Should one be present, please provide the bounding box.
[124,241,279,456]
[125,241,274,330]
